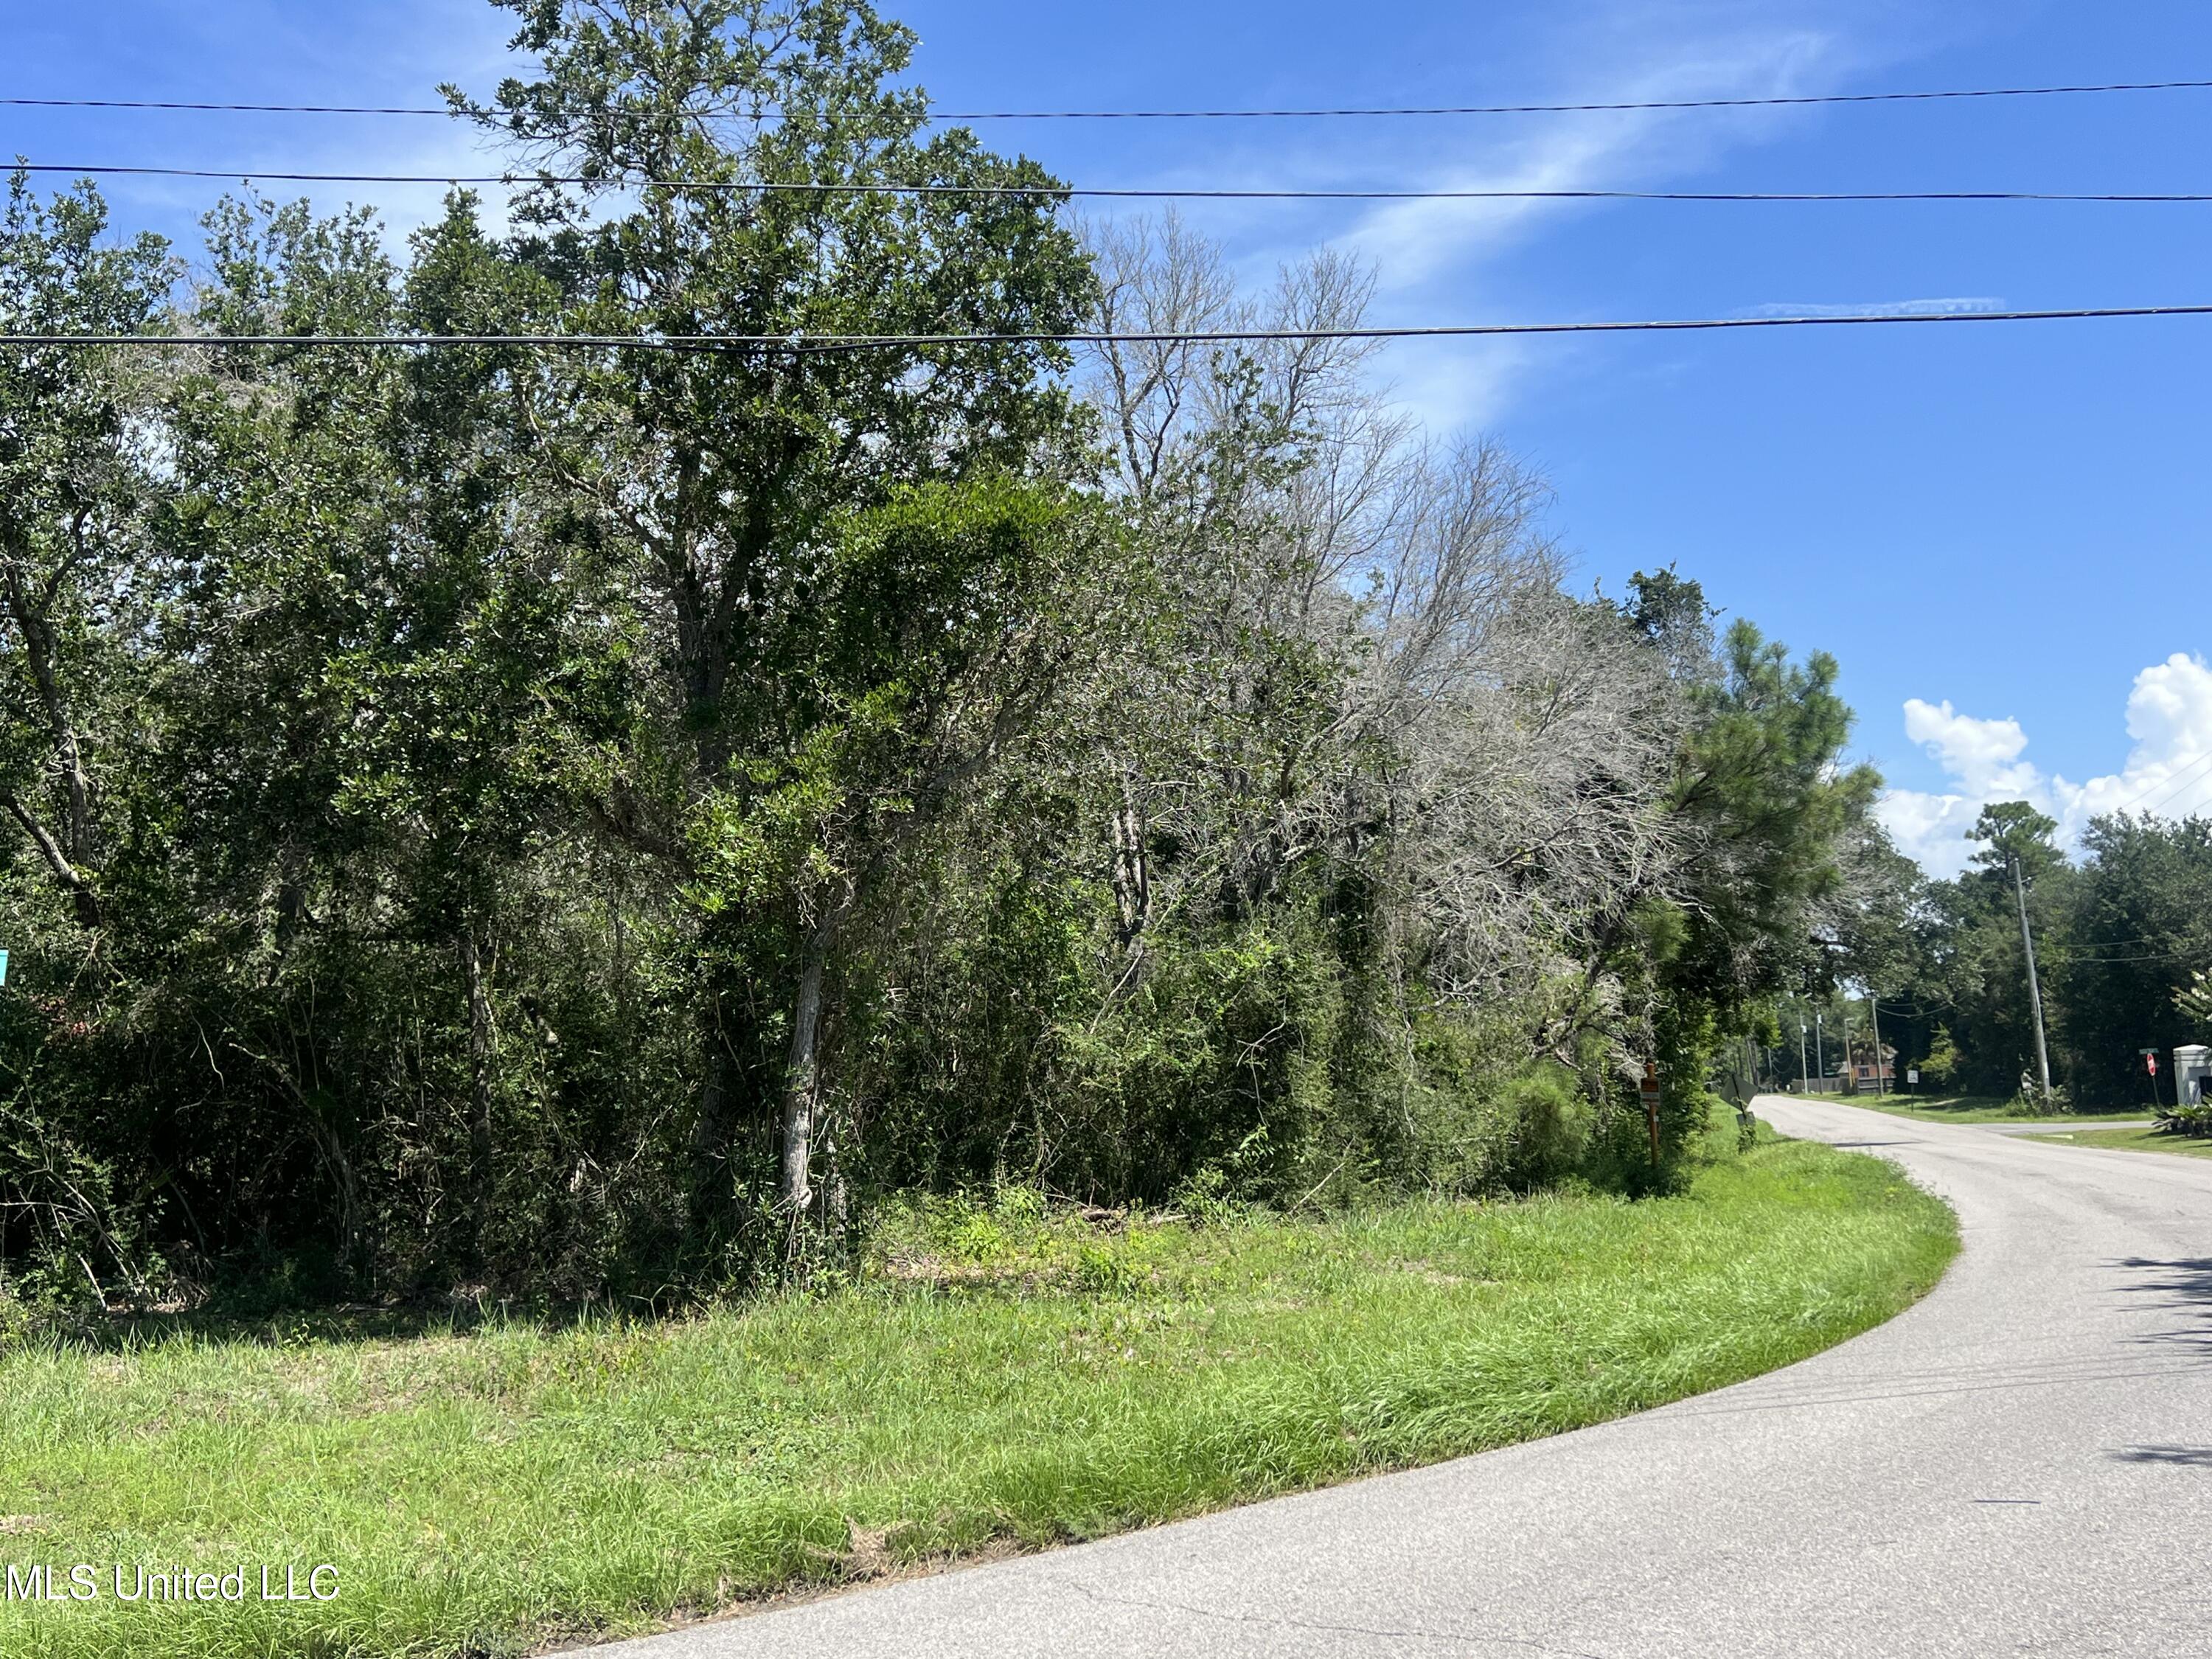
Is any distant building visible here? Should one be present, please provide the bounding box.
[1846,1045,1896,1090]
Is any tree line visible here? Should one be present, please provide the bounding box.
[0,0,1883,1310]
[1843,801,2212,1107]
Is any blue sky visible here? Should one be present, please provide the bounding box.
[12,0,2212,876]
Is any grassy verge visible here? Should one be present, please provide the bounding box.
[2024,1124,2212,1161]
[0,1126,1956,1659]
[1848,1093,2146,1125]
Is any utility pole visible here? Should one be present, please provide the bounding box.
[1868,995,1885,1096]
[1836,998,1852,1094]
[2013,855,2055,1109]
[1799,1021,1809,1093]
[1814,1012,1824,1090]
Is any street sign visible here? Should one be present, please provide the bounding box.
[1907,1068,1919,1086]
[0,950,7,986]
[2147,1053,2160,1076]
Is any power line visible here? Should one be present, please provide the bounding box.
[2067,949,2211,965]
[2069,933,2203,952]
[938,79,2212,120]
[0,97,460,116]
[8,77,2212,122]
[2107,751,2212,818]
[2101,746,2212,813]
[16,163,2212,205]
[6,304,2212,354]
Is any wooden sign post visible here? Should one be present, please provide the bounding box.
[1639,1062,1662,1166]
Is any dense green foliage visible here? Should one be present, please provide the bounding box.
[0,1124,1956,1659]
[1843,802,2212,1108]
[0,1,1883,1310]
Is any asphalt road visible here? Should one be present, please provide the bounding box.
[601,1096,2212,1658]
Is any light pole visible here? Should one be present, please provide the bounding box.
[1814,1013,1824,1091]
[1799,1022,1809,1093]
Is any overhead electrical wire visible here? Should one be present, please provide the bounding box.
[6,77,2212,121]
[12,163,2212,205]
[6,304,2212,355]
[2066,949,2211,965]
[0,97,463,116]
[950,78,2212,119]
[2068,931,2211,952]
[2128,778,2212,821]
[2102,749,2212,818]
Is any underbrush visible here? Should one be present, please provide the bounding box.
[0,1118,1955,1659]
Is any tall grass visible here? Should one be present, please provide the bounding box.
[0,1129,1954,1658]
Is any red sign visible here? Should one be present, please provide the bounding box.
[2147,1053,2160,1076]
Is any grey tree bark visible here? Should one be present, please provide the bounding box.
[460,920,497,1251]
[778,891,853,1215]
[1,551,102,927]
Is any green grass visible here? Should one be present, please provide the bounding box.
[1849,1092,2148,1125]
[0,1129,1957,1659]
[2023,1123,2212,1160]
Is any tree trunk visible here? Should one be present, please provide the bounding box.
[686,934,737,1187]
[822,1113,849,1235]
[1,791,100,928]
[691,1035,731,1158]
[1109,762,1151,951]
[459,921,495,1256]
[777,897,850,1214]
[315,1116,363,1281]
[3,549,102,927]
[2,560,97,868]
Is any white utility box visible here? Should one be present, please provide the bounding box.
[2174,1044,2212,1106]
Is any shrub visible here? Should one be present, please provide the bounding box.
[1498,1062,1594,1191]
[2156,1102,2212,1138]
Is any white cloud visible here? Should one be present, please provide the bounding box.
[1736,297,2006,319]
[2068,655,2212,826]
[1879,655,2212,877]
[1901,699,2040,799]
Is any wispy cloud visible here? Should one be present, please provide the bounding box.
[63,2,524,258]
[1329,30,1843,295]
[1252,14,1907,433]
[1736,296,2006,319]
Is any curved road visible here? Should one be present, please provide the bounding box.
[603,1096,2212,1658]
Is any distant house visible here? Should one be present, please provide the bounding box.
[1848,1046,1896,1088]
[1792,1043,1899,1094]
